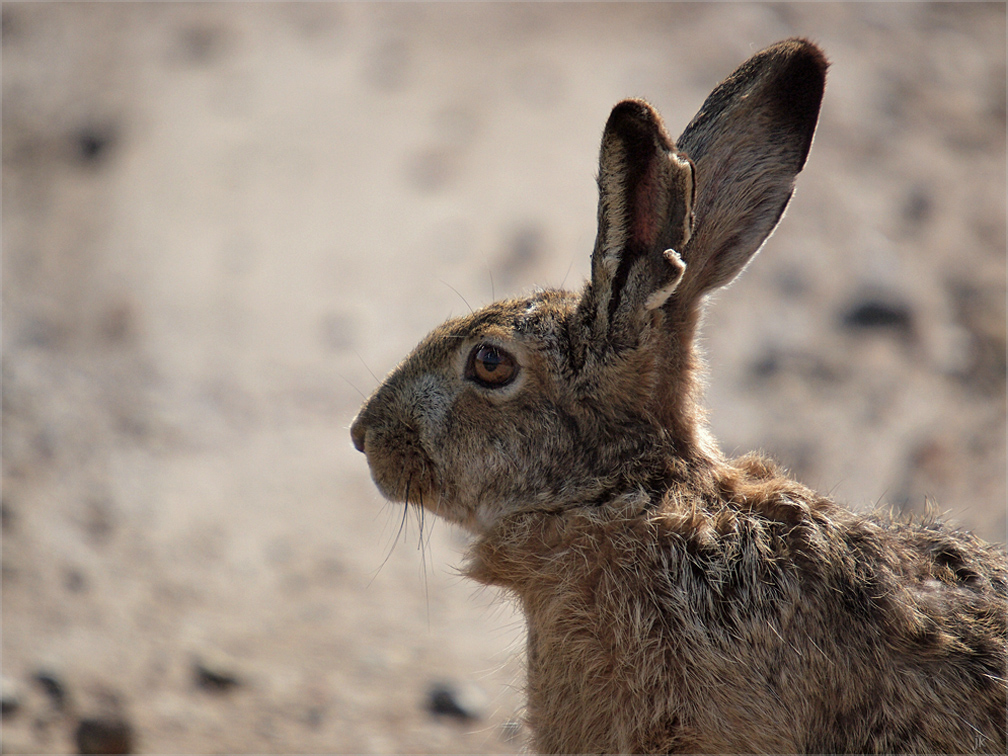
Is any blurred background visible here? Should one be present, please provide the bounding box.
[2,3,1004,753]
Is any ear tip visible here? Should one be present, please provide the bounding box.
[608,98,657,118]
[605,99,673,150]
[770,38,829,100]
[774,37,831,73]
[760,38,828,153]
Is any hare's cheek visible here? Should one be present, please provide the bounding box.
[403,374,453,461]
[370,373,450,464]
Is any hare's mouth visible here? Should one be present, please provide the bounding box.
[361,432,453,516]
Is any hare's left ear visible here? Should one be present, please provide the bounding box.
[578,100,694,353]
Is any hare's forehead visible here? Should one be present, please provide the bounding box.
[417,292,575,351]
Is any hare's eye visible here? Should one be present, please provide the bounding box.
[466,344,518,388]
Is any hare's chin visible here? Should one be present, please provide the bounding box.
[362,434,438,498]
[369,468,435,507]
[366,456,471,524]
[374,478,475,529]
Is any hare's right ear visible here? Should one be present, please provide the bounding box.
[674,38,828,303]
[576,99,695,357]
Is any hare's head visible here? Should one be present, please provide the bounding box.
[351,39,827,533]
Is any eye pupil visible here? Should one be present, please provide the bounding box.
[480,348,502,371]
[469,344,517,387]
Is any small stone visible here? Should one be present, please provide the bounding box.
[33,669,66,710]
[750,351,783,380]
[902,185,933,226]
[406,145,456,192]
[364,36,410,91]
[193,653,243,693]
[75,715,134,754]
[178,24,225,64]
[83,497,116,545]
[101,300,138,345]
[425,680,487,721]
[2,8,16,41]
[748,348,840,385]
[303,705,324,729]
[839,295,914,337]
[74,125,116,166]
[1,675,21,718]
[64,567,88,593]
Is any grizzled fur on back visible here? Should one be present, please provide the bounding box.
[351,39,1007,754]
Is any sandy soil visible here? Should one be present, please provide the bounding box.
[2,3,1004,753]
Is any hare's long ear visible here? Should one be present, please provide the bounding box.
[578,99,695,354]
[674,38,827,303]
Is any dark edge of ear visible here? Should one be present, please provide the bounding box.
[601,100,675,322]
[673,39,828,299]
[679,38,828,169]
[761,39,828,170]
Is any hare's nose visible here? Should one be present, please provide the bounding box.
[350,417,366,453]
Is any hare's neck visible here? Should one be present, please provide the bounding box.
[650,300,720,461]
[463,460,724,591]
[464,490,676,591]
[463,503,697,753]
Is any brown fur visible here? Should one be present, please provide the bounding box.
[351,39,1007,753]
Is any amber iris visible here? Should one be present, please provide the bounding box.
[468,344,517,387]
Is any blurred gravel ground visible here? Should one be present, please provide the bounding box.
[2,3,1004,753]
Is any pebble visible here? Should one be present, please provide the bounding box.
[839,295,914,338]
[32,669,66,710]
[74,124,116,167]
[748,348,840,384]
[75,715,134,754]
[193,653,243,693]
[1,675,21,718]
[425,680,487,721]
[1,498,14,530]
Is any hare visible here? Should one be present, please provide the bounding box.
[350,39,1007,754]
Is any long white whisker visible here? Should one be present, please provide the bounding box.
[368,494,410,587]
[439,278,475,316]
[400,477,413,546]
[352,348,380,383]
[340,372,367,400]
[409,488,432,629]
[560,251,578,289]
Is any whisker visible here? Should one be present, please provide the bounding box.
[420,502,431,629]
[414,501,426,552]
[408,488,433,630]
[439,278,475,316]
[401,477,413,546]
[340,372,367,400]
[353,348,380,383]
[368,495,411,587]
[560,251,578,289]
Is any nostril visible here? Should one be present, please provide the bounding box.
[350,419,366,453]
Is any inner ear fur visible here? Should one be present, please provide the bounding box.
[582,99,694,353]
